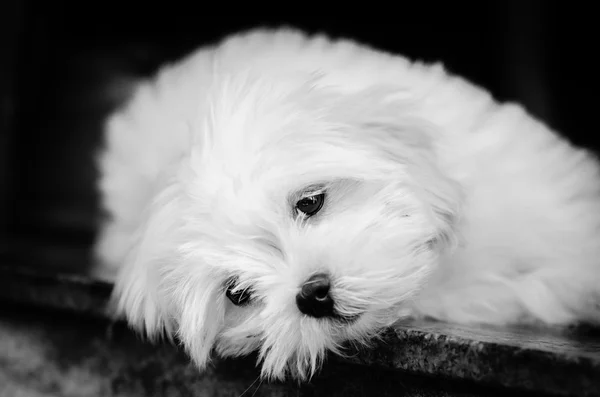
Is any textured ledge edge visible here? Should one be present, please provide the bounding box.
[1,263,599,397]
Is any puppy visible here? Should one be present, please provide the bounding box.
[93,27,600,380]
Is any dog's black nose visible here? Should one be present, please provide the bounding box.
[296,273,334,318]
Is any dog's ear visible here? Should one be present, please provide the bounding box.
[109,179,183,341]
[341,88,463,250]
[110,175,225,370]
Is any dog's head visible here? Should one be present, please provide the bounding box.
[112,72,462,380]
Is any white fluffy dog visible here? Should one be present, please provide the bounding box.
[93,27,600,380]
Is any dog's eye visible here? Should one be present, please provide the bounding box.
[225,278,252,306]
[296,193,325,217]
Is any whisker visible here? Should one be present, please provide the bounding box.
[238,374,261,397]
[250,378,264,397]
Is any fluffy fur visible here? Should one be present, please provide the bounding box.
[93,27,600,381]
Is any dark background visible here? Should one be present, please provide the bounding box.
[0,2,597,274]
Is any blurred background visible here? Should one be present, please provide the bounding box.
[0,2,596,276]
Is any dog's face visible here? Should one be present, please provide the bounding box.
[113,73,461,380]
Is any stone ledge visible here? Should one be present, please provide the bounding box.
[0,263,599,396]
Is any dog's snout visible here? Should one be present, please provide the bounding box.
[296,273,334,318]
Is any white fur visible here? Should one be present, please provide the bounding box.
[93,27,600,381]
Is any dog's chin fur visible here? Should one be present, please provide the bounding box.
[93,27,600,381]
